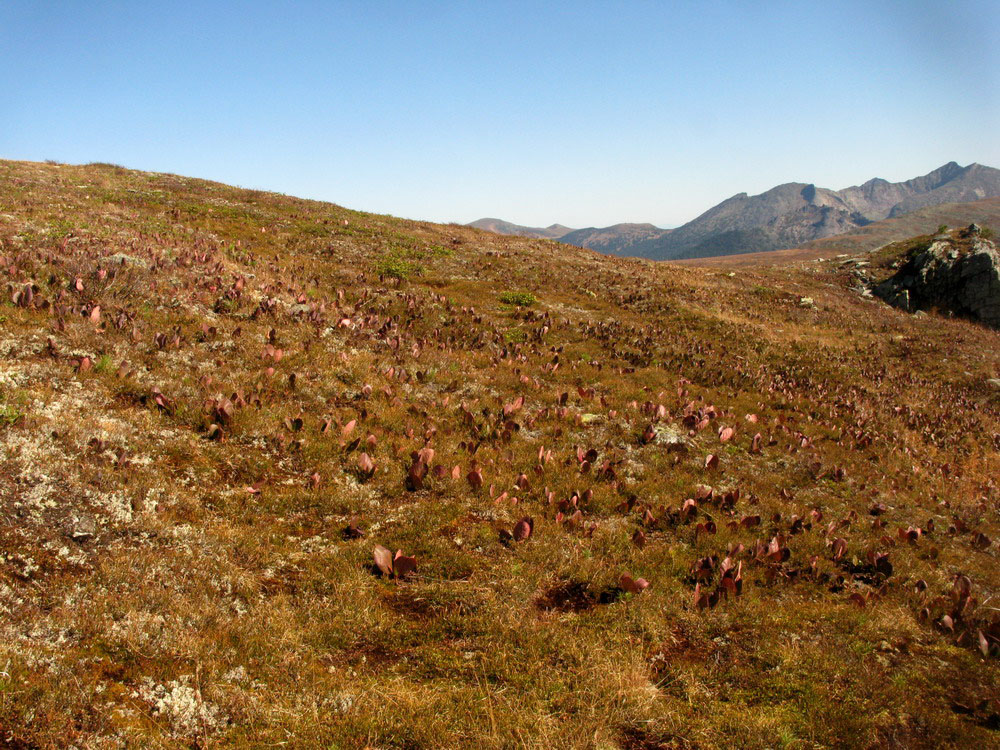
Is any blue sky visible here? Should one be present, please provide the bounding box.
[2,1,998,228]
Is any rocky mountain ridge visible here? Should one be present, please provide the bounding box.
[470,161,1000,260]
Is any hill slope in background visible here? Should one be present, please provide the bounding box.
[471,162,1000,261]
[1,160,998,748]
[467,217,575,239]
[557,222,669,257]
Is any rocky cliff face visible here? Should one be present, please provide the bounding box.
[874,225,1000,329]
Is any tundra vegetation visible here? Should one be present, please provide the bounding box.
[0,160,997,748]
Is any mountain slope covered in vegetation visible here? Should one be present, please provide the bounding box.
[466,217,575,240]
[0,160,998,748]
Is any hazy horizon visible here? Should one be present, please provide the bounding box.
[3,1,998,228]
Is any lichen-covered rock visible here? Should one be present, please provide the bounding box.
[874,226,1000,329]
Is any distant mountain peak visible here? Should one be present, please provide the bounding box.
[644,161,1000,260]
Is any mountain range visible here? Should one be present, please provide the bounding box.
[469,161,1000,260]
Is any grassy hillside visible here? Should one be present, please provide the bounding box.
[0,159,998,748]
[800,197,1000,254]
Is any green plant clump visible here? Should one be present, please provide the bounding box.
[375,256,421,280]
[0,404,24,427]
[499,291,536,306]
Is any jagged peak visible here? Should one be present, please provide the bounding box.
[927,161,965,179]
[859,177,889,188]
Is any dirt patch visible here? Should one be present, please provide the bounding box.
[646,623,723,686]
[620,725,694,749]
[534,580,622,613]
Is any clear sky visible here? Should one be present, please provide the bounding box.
[2,1,998,228]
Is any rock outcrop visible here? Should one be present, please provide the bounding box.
[874,225,1000,329]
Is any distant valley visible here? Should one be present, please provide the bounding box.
[470,161,1000,261]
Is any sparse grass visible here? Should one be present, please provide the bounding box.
[0,158,996,748]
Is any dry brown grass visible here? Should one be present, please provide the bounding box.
[0,159,997,748]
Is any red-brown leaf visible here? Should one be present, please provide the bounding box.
[392,551,417,579]
[373,545,394,577]
[632,529,646,549]
[620,575,649,594]
[467,468,483,491]
[358,452,376,475]
[831,537,848,561]
[512,516,534,542]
